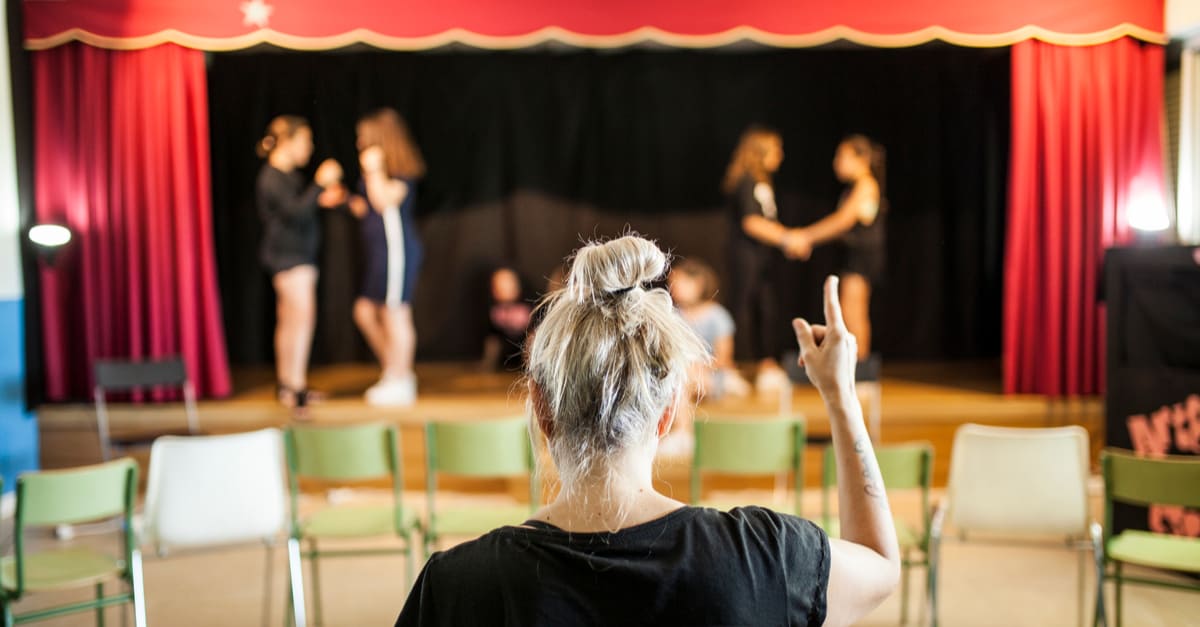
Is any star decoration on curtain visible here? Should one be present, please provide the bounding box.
[241,0,274,28]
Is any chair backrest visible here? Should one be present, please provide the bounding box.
[92,357,199,460]
[145,428,287,552]
[1101,448,1200,541]
[13,459,138,596]
[17,458,138,527]
[94,357,189,392]
[690,417,806,510]
[946,424,1089,536]
[821,442,933,532]
[425,418,532,478]
[286,423,400,482]
[284,423,404,538]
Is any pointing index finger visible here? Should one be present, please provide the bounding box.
[824,276,845,331]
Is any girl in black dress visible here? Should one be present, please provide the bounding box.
[255,116,344,408]
[723,126,791,392]
[783,135,886,360]
[346,109,426,406]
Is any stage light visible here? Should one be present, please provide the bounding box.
[28,223,72,248]
[1128,178,1170,232]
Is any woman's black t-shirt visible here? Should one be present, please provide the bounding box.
[396,505,831,627]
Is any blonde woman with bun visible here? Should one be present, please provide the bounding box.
[396,235,899,626]
[255,115,344,410]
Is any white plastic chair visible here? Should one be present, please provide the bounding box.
[928,424,1103,627]
[144,428,308,627]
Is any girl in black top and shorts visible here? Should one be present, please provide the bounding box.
[782,135,887,361]
[255,116,344,409]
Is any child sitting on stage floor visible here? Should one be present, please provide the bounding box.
[480,266,532,372]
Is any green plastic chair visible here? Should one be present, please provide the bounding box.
[1095,449,1200,627]
[284,423,417,627]
[424,417,538,553]
[689,417,806,515]
[821,442,933,625]
[1,458,145,627]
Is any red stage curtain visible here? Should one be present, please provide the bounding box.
[32,43,232,399]
[23,0,1163,51]
[1004,37,1166,396]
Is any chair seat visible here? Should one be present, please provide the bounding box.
[819,518,924,550]
[1,548,124,592]
[301,505,417,539]
[1108,530,1200,573]
[431,505,532,538]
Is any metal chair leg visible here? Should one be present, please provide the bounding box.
[130,549,148,627]
[2,599,12,627]
[927,544,939,627]
[1091,524,1106,627]
[308,540,324,627]
[96,582,106,627]
[286,538,307,627]
[1114,562,1123,627]
[900,553,910,625]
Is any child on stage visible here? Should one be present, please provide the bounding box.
[255,115,344,410]
[781,135,886,360]
[669,258,751,400]
[347,109,426,406]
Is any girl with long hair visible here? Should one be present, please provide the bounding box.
[255,115,344,410]
[782,135,887,360]
[723,125,792,392]
[347,108,426,406]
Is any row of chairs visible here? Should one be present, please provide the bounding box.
[690,418,1200,627]
[1,418,536,627]
[4,416,1197,626]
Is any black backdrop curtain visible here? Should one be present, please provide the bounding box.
[209,45,1009,366]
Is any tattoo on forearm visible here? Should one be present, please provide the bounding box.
[854,437,886,500]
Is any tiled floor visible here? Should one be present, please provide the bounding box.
[4,487,1198,626]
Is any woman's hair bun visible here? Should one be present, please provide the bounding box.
[566,235,667,302]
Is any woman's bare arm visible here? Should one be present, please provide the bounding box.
[711,335,735,370]
[800,179,879,246]
[792,277,900,626]
[364,173,409,210]
[741,214,788,246]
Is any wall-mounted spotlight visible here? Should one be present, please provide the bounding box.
[27,223,74,264]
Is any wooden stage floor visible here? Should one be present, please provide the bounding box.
[37,360,1105,491]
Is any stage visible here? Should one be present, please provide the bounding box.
[36,361,1104,491]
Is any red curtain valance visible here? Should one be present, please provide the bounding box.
[24,0,1164,51]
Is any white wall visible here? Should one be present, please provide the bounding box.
[1168,0,1200,41]
[0,3,21,300]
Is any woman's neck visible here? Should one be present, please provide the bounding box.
[534,452,682,532]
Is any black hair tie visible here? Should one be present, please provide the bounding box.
[609,285,636,297]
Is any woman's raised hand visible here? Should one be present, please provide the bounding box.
[792,276,857,398]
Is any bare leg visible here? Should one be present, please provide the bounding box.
[353,298,390,366]
[840,273,872,360]
[273,266,318,394]
[382,304,416,379]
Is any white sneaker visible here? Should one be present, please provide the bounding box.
[720,369,752,398]
[365,375,417,407]
[755,366,788,394]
